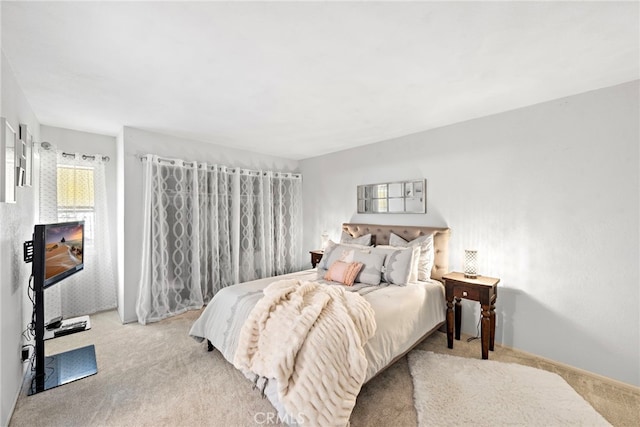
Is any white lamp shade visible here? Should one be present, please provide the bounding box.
[320,231,329,250]
[463,249,478,278]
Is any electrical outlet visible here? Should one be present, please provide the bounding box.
[21,346,29,362]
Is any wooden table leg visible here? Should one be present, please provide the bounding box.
[454,297,462,341]
[446,298,454,349]
[481,304,491,359]
[489,303,496,351]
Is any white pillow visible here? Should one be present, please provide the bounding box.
[340,231,372,246]
[388,233,435,281]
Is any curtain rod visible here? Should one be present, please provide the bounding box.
[40,142,111,163]
[61,152,110,162]
[138,154,301,179]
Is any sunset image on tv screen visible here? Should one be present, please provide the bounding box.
[44,224,83,281]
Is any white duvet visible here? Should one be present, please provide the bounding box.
[189,269,446,424]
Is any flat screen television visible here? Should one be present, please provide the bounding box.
[33,221,84,288]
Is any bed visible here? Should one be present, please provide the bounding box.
[189,223,450,425]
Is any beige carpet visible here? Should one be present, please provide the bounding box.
[9,309,639,426]
[408,350,610,426]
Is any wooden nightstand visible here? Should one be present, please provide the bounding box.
[442,272,500,359]
[309,250,324,268]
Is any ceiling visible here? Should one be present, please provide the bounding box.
[1,1,638,160]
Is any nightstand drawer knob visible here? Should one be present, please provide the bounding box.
[463,291,468,297]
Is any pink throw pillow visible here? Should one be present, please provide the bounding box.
[324,261,364,286]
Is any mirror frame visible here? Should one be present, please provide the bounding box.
[357,179,426,214]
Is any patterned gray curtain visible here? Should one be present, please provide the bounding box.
[237,171,302,282]
[136,155,302,324]
[137,156,204,324]
[198,165,235,298]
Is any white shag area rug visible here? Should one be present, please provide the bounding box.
[408,350,611,426]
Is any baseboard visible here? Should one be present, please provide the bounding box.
[4,387,19,427]
[122,315,138,324]
[5,363,32,427]
[496,340,640,393]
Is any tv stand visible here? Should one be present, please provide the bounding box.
[29,345,97,395]
[24,222,96,395]
[29,293,98,394]
[28,247,97,394]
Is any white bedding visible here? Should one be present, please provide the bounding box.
[189,269,446,422]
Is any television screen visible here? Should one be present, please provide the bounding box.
[39,221,84,288]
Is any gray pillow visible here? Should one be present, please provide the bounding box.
[317,240,342,270]
[388,232,434,281]
[318,242,385,285]
[376,244,419,282]
[372,246,419,285]
[350,251,386,285]
[318,240,372,270]
[340,231,372,246]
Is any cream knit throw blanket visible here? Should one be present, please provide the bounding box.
[233,279,377,427]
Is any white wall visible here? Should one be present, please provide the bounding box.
[39,125,118,286]
[119,127,299,323]
[299,80,640,386]
[0,52,40,427]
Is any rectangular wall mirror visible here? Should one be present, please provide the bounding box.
[1,118,17,203]
[19,123,33,187]
[357,179,426,213]
[16,137,27,187]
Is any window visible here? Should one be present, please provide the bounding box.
[57,165,95,244]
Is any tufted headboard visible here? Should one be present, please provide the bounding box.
[342,223,451,283]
